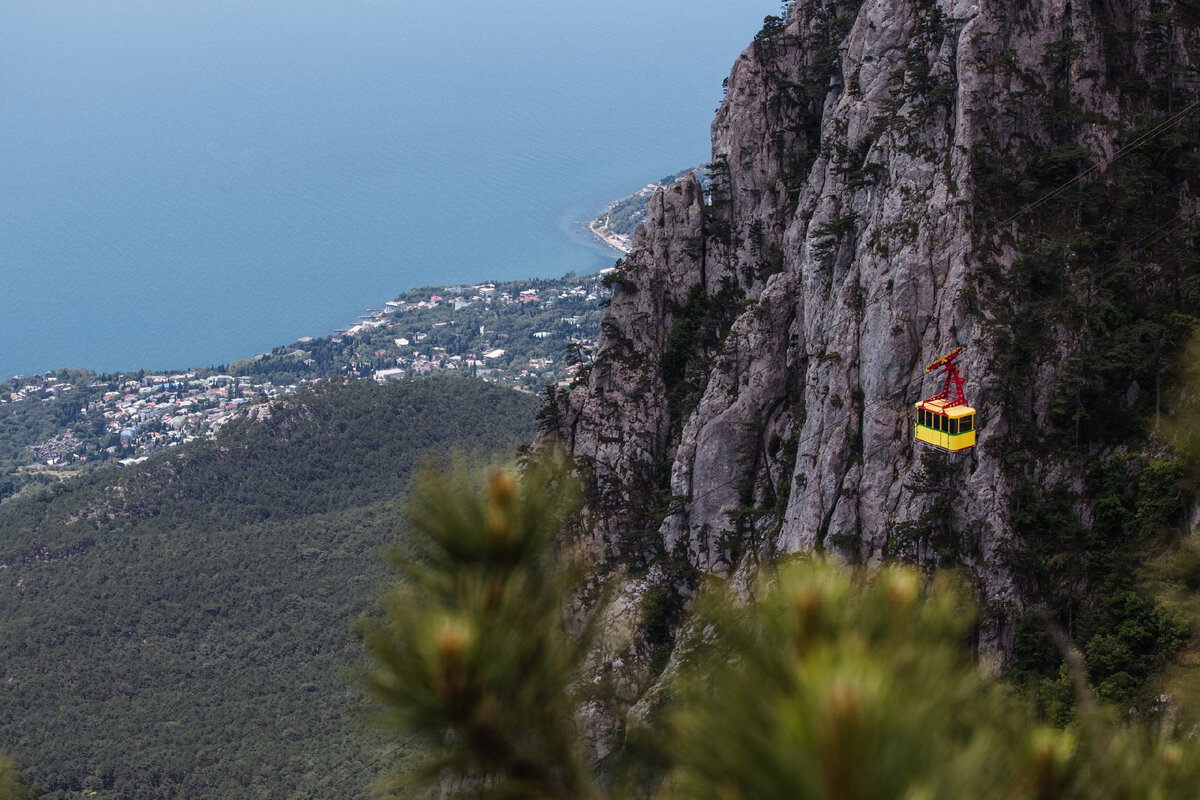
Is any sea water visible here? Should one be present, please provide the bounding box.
[0,0,775,377]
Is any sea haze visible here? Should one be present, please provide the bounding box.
[0,0,774,377]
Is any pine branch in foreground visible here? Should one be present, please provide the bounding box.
[364,457,1200,799]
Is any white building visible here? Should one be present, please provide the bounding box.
[373,368,406,383]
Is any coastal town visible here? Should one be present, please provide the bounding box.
[9,371,296,466]
[238,271,611,390]
[0,170,695,495]
[0,270,612,480]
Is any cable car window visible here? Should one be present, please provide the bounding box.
[960,415,973,432]
[937,414,945,432]
[949,418,959,435]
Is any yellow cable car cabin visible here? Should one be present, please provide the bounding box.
[914,346,977,452]
[914,399,976,451]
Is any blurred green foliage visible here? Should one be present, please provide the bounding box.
[369,463,1200,799]
[364,455,595,800]
[0,754,36,800]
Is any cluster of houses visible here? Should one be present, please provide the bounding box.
[4,373,311,465]
[369,281,600,324]
[95,373,306,459]
[7,275,611,466]
[343,280,605,390]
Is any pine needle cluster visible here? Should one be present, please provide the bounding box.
[363,454,597,799]
[366,458,1200,799]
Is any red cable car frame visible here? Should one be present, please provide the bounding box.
[913,347,977,452]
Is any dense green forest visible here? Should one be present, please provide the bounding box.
[0,377,538,799]
[966,29,1200,711]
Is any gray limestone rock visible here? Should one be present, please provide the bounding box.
[543,0,1200,759]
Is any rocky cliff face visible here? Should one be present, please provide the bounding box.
[546,0,1200,743]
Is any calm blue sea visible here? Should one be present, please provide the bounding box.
[0,0,773,377]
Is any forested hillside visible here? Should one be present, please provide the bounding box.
[0,377,538,799]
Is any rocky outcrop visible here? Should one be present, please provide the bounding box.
[547,0,1200,734]
[553,177,709,562]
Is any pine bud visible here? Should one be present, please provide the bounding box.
[789,583,824,649]
[884,570,919,611]
[824,678,863,727]
[433,620,472,701]
[487,469,516,511]
[1028,727,1073,799]
[486,469,517,546]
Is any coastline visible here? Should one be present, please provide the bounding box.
[586,219,632,255]
[581,170,706,257]
[5,181,640,381]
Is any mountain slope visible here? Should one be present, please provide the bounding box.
[0,377,538,799]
